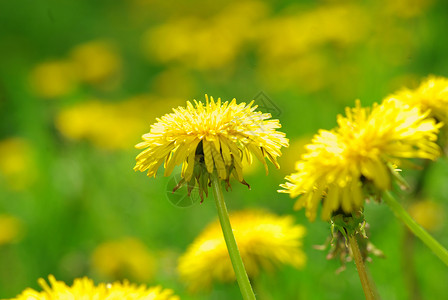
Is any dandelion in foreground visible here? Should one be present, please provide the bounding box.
[134,95,288,199]
[178,210,306,292]
[280,98,441,221]
[135,95,288,300]
[390,75,448,124]
[10,275,179,300]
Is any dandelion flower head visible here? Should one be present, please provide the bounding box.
[390,75,448,124]
[10,275,179,300]
[134,95,288,199]
[280,98,441,221]
[178,210,306,292]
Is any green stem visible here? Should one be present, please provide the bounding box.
[210,174,256,300]
[402,229,422,300]
[383,190,448,266]
[348,234,377,300]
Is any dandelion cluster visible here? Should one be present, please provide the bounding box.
[280,98,441,221]
[178,210,306,292]
[10,275,179,300]
[134,95,288,199]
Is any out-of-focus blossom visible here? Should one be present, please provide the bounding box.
[91,237,156,282]
[151,68,196,98]
[0,138,36,191]
[258,4,369,58]
[55,96,182,150]
[256,4,370,92]
[0,214,23,245]
[380,0,434,18]
[70,40,122,87]
[10,275,179,300]
[178,210,306,292]
[29,60,79,99]
[142,1,268,70]
[408,200,445,231]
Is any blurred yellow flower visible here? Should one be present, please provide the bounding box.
[134,95,288,199]
[178,210,306,292]
[70,40,122,86]
[0,137,36,191]
[10,275,179,300]
[257,4,369,92]
[280,98,441,221]
[0,214,23,245]
[142,1,267,70]
[151,68,196,98]
[259,4,368,58]
[91,237,156,283]
[29,60,78,99]
[408,200,445,231]
[390,75,448,124]
[380,0,433,18]
[55,96,182,150]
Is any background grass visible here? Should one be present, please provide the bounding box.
[0,0,447,299]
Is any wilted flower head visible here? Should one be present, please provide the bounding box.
[390,75,448,124]
[178,210,306,292]
[10,275,179,300]
[134,95,288,199]
[280,98,441,221]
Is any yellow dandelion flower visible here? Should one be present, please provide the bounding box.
[10,275,179,300]
[390,75,448,124]
[134,95,288,199]
[91,237,156,282]
[280,98,441,221]
[178,210,306,292]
